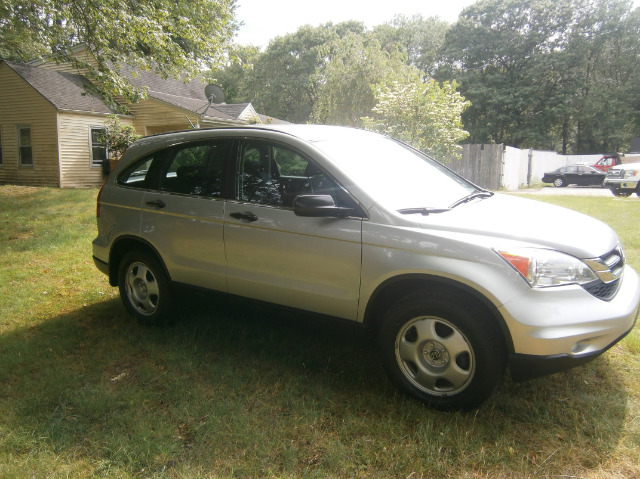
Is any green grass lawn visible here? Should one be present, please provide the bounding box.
[0,185,638,478]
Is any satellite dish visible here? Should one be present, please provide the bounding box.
[204,84,225,104]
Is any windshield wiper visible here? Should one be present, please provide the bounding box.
[449,190,494,209]
[398,207,452,216]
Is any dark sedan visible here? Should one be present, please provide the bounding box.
[542,165,606,187]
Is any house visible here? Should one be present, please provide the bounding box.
[0,52,279,188]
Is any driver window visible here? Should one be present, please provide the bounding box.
[236,141,345,208]
[237,142,283,206]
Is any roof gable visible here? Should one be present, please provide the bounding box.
[3,61,115,114]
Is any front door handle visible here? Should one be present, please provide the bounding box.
[146,199,166,208]
[230,211,258,222]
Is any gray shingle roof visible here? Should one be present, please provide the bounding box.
[126,69,252,121]
[4,58,288,124]
[4,61,116,114]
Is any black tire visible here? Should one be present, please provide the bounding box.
[611,190,632,197]
[378,290,506,411]
[118,250,174,326]
[552,177,566,187]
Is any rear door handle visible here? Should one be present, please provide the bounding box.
[230,211,258,222]
[146,199,166,208]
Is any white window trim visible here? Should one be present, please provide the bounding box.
[90,126,108,168]
[17,125,33,167]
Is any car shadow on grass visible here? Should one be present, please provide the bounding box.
[0,293,632,477]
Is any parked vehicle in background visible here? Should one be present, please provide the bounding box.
[604,162,640,197]
[590,154,621,172]
[542,165,606,187]
[587,154,640,173]
[93,125,640,411]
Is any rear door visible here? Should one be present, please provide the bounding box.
[577,166,604,186]
[140,139,231,292]
[563,165,580,185]
[224,139,363,320]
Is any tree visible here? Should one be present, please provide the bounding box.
[100,115,142,159]
[372,14,449,76]
[362,76,470,161]
[0,0,238,104]
[311,34,415,127]
[239,22,366,123]
[208,45,262,104]
[437,0,640,154]
[438,0,570,148]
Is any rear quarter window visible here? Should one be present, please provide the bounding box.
[117,157,157,188]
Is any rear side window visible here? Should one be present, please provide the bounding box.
[159,140,231,197]
[116,139,231,195]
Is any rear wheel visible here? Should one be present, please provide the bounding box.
[118,250,174,326]
[378,290,506,411]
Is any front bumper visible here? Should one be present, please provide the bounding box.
[509,326,635,381]
[604,179,638,190]
[500,264,640,380]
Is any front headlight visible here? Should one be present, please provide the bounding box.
[624,169,639,178]
[496,248,598,288]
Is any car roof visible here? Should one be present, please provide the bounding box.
[146,124,375,144]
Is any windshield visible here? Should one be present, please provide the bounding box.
[313,134,477,211]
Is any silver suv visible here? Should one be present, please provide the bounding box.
[93,125,639,410]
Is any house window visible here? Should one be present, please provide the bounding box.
[18,126,33,166]
[90,127,108,167]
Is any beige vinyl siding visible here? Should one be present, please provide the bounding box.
[0,64,60,186]
[128,99,201,135]
[57,112,132,188]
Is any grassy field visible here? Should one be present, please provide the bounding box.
[0,185,638,478]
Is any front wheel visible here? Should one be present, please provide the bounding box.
[118,250,174,326]
[552,177,566,187]
[378,291,506,411]
[611,189,632,197]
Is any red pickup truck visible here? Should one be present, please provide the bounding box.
[590,154,640,172]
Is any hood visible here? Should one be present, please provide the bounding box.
[610,162,640,171]
[416,194,618,258]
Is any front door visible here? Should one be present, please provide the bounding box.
[224,139,363,320]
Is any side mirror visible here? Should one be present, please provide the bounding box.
[293,194,354,217]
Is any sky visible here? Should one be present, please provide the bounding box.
[234,0,478,48]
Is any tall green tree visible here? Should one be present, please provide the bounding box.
[438,0,569,148]
[240,22,366,123]
[438,0,640,154]
[208,45,261,104]
[372,14,449,76]
[0,0,238,104]
[311,34,415,126]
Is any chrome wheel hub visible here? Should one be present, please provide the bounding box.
[423,341,449,367]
